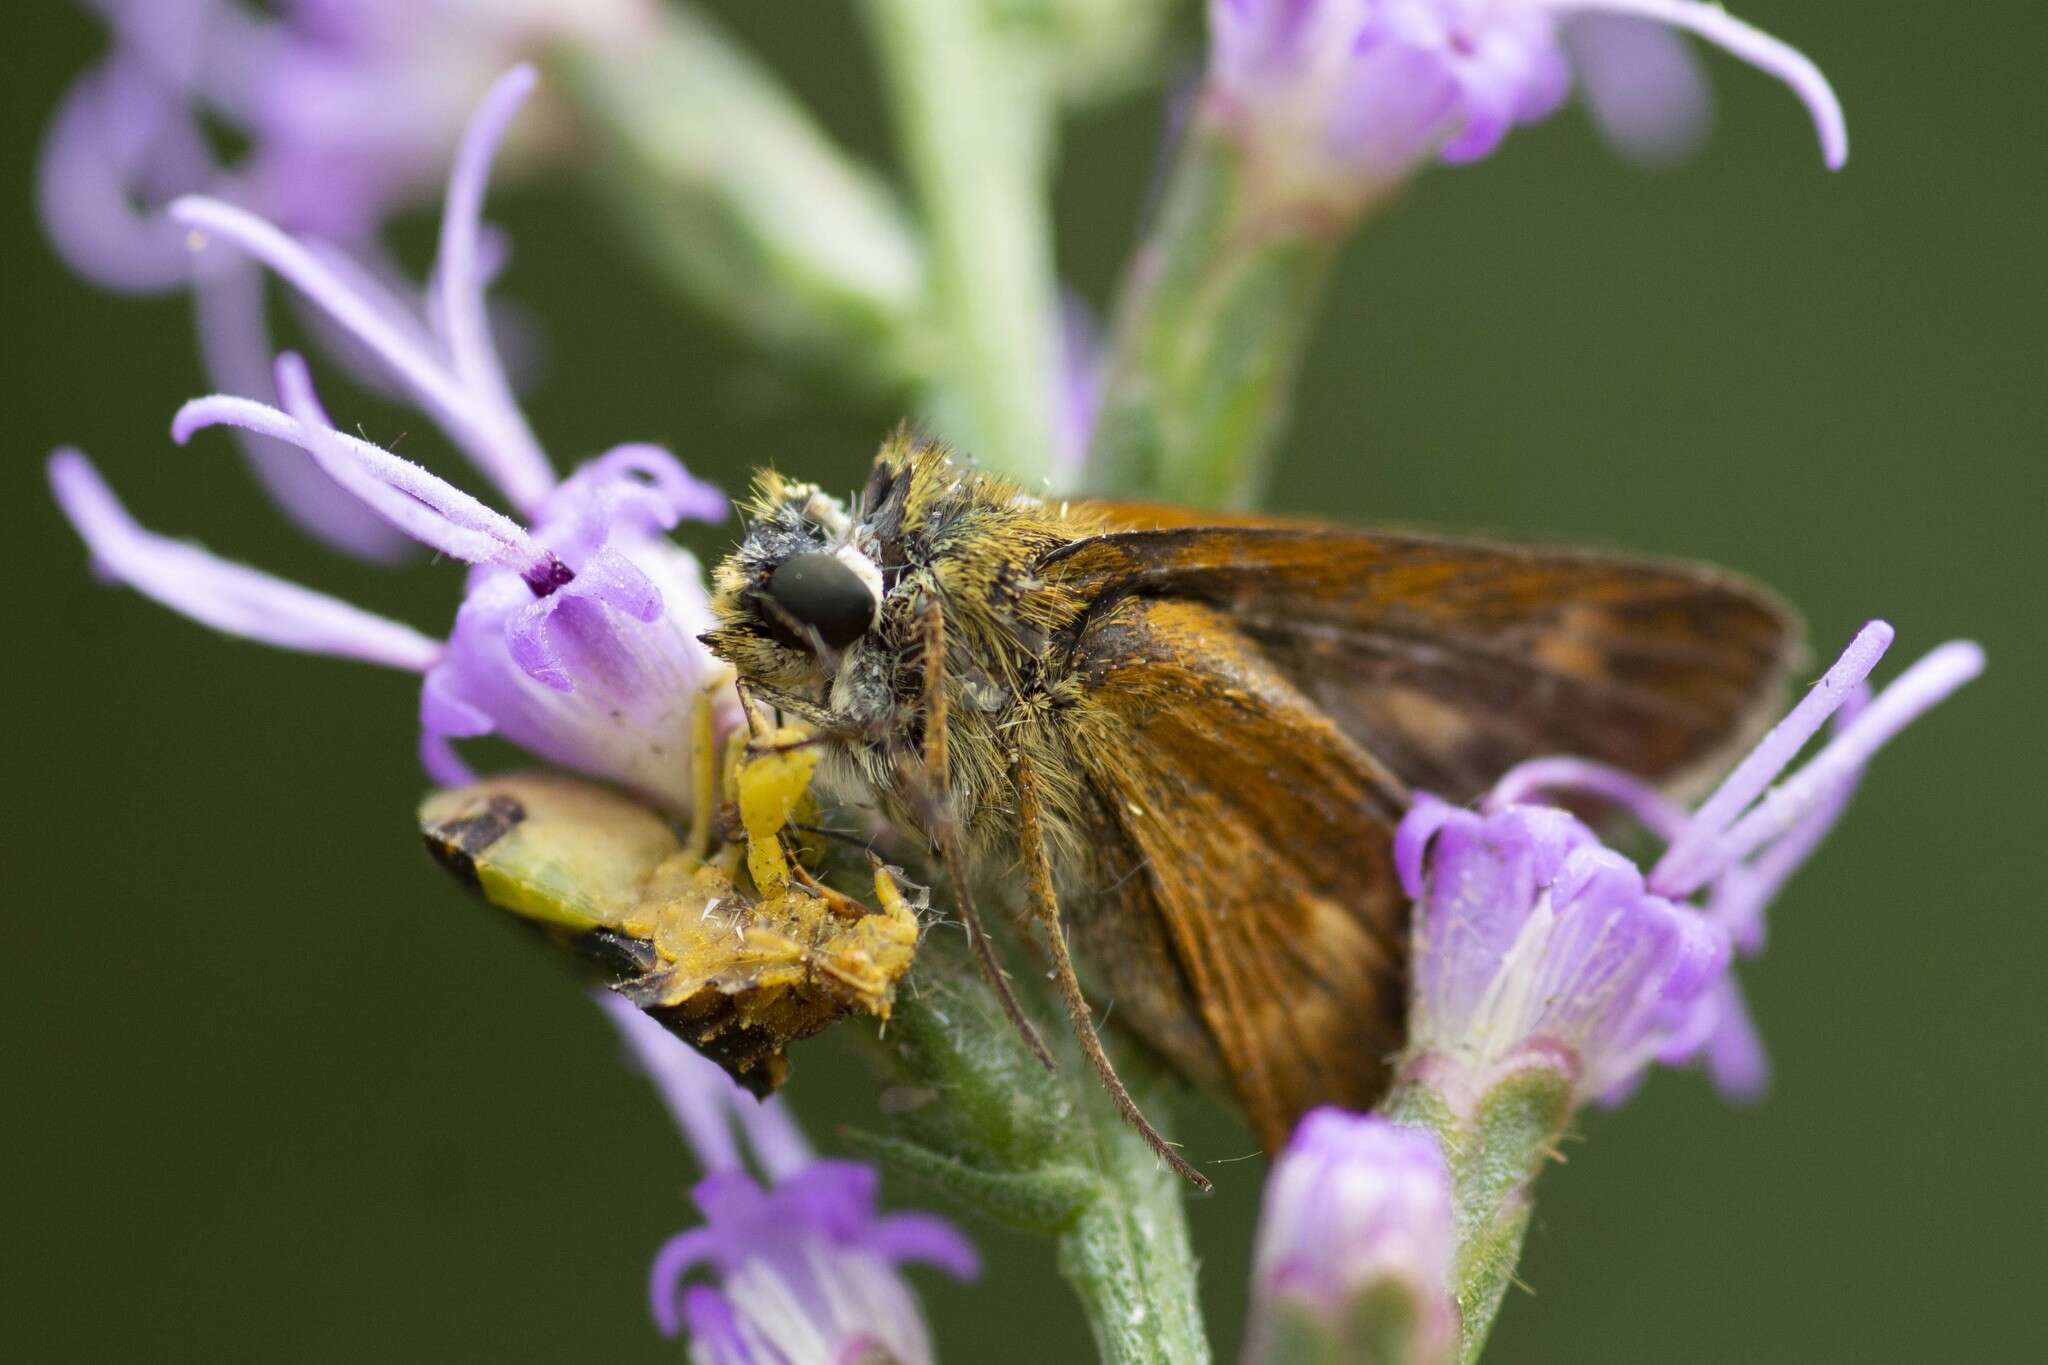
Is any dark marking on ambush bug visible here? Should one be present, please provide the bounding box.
[421,793,528,889]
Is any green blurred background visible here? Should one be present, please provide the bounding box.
[4,3,2042,1360]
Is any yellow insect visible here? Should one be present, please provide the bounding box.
[420,692,920,1094]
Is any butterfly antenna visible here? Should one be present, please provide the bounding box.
[1013,749,1212,1193]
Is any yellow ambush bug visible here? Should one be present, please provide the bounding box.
[419,693,921,1094]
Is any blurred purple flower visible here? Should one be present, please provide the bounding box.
[1205,0,1846,208]
[1050,294,1108,491]
[1243,1110,1455,1365]
[44,0,657,265]
[598,996,979,1365]
[39,1,657,557]
[1396,623,1982,1108]
[49,68,737,816]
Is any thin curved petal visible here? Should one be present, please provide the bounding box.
[190,257,414,560]
[866,1214,982,1281]
[1564,13,1711,166]
[49,448,441,671]
[1547,0,1847,168]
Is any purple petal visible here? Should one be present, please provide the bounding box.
[426,551,722,814]
[1394,792,1461,899]
[36,59,215,292]
[779,1160,882,1240]
[1327,37,1464,171]
[1410,802,1597,1029]
[1485,755,1689,841]
[1701,640,1984,881]
[49,448,442,671]
[418,670,491,786]
[1654,620,1893,897]
[1247,1110,1456,1357]
[596,991,777,1177]
[1550,0,1848,169]
[506,597,574,693]
[1699,975,1771,1102]
[593,444,730,525]
[675,1286,749,1360]
[866,1214,983,1281]
[173,359,550,575]
[648,1230,724,1336]
[568,549,664,624]
[1564,13,1711,166]
[191,258,414,560]
[432,67,535,423]
[167,192,556,513]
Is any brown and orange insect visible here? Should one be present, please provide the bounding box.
[703,434,1798,1190]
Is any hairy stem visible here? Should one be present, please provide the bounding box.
[1084,121,1342,508]
[855,945,1211,1364]
[1057,1111,1212,1365]
[1383,1068,1573,1363]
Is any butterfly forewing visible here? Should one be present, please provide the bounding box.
[1046,519,1801,802]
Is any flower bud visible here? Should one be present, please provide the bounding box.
[1244,1110,1457,1365]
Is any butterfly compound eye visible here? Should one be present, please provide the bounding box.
[760,551,876,651]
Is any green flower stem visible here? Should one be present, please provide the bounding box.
[862,0,1062,487]
[556,6,930,387]
[1382,1068,1573,1364]
[849,944,1210,1365]
[1055,1098,1211,1365]
[1082,122,1344,508]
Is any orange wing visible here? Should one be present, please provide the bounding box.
[1047,514,1798,1149]
[1064,594,1410,1151]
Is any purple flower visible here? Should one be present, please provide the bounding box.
[38,2,656,557]
[1050,294,1108,491]
[44,1,657,265]
[1244,1110,1456,1365]
[1396,623,1983,1108]
[49,68,737,816]
[597,996,979,1364]
[1205,0,1847,209]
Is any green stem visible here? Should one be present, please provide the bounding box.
[1083,120,1343,508]
[863,0,1062,486]
[1055,1104,1212,1365]
[1383,1068,1572,1364]
[855,947,1210,1364]
[556,5,929,387]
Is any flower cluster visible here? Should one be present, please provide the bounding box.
[1205,0,1847,210]
[598,995,979,1364]
[1396,622,1983,1110]
[43,0,657,276]
[40,1,658,555]
[49,66,736,816]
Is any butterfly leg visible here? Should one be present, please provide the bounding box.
[1012,748,1213,1193]
[917,597,1057,1071]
